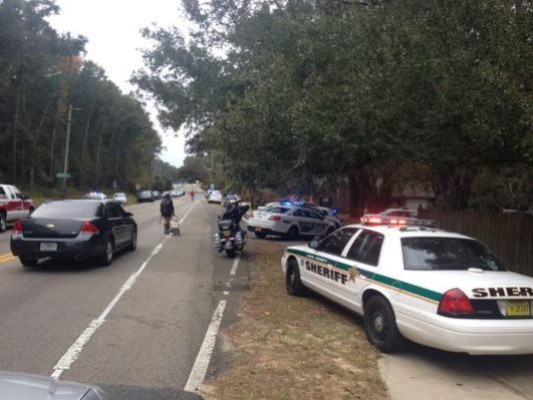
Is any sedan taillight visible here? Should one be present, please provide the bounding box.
[80,221,99,236]
[438,288,475,317]
[269,216,282,222]
[11,220,23,239]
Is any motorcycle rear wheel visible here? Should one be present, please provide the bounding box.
[225,249,236,258]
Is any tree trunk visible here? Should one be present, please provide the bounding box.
[30,91,58,189]
[12,90,20,184]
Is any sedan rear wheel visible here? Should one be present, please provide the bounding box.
[100,239,114,266]
[127,230,137,251]
[20,256,38,267]
[364,296,404,353]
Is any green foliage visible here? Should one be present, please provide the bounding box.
[0,0,162,194]
[176,156,209,183]
[136,0,533,211]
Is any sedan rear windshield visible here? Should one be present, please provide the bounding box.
[32,201,100,219]
[402,237,506,271]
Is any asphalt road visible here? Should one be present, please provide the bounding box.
[0,195,255,399]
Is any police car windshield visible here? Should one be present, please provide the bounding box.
[401,237,506,271]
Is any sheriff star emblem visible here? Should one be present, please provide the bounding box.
[348,267,358,283]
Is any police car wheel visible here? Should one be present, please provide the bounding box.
[364,296,404,353]
[285,226,298,241]
[286,259,306,297]
[127,230,137,251]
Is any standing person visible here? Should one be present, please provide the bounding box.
[160,193,175,235]
[190,190,195,202]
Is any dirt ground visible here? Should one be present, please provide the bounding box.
[201,240,389,400]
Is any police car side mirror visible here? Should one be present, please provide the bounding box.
[308,239,320,249]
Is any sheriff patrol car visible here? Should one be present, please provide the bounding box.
[248,203,337,240]
[281,224,533,355]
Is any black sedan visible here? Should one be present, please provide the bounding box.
[10,199,137,267]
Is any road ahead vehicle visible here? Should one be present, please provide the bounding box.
[248,202,336,240]
[282,223,533,355]
[83,192,107,200]
[11,199,137,267]
[0,371,107,399]
[208,190,223,204]
[0,184,34,232]
[137,190,154,202]
[112,192,127,205]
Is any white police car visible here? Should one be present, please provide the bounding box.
[281,224,533,355]
[248,203,336,240]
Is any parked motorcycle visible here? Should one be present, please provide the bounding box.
[213,202,249,258]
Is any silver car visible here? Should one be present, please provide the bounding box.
[0,372,107,399]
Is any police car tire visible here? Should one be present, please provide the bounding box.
[286,259,306,297]
[286,226,299,241]
[364,296,404,353]
[255,232,267,239]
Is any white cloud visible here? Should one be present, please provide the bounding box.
[48,0,188,167]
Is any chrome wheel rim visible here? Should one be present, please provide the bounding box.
[106,242,113,261]
[373,315,385,334]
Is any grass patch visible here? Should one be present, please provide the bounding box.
[203,240,389,400]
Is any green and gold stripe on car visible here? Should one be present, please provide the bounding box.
[286,248,442,304]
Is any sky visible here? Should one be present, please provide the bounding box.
[48,0,188,168]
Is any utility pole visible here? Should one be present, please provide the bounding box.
[61,105,81,198]
[61,105,73,198]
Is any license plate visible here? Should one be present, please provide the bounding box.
[40,242,58,251]
[507,301,530,317]
[255,227,262,232]
[223,230,231,237]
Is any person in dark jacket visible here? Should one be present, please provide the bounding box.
[160,193,175,235]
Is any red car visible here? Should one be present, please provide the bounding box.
[0,184,34,233]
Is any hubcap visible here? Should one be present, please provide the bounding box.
[106,242,113,260]
[373,314,385,333]
[290,271,296,285]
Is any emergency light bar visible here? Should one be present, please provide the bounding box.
[361,215,436,227]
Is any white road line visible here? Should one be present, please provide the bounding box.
[50,201,200,380]
[230,256,240,276]
[223,291,229,296]
[184,300,227,393]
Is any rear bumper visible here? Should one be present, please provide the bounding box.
[247,225,286,236]
[11,236,105,260]
[399,311,533,355]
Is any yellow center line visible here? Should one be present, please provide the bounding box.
[0,253,16,264]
